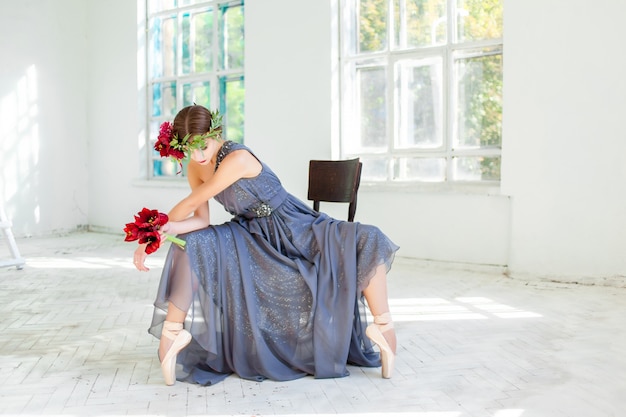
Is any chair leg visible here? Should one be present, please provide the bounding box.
[0,204,25,269]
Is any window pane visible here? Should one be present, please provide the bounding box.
[182,13,191,75]
[194,10,214,73]
[396,58,443,149]
[456,0,503,42]
[394,157,445,181]
[179,0,204,6]
[358,66,387,150]
[360,157,389,181]
[149,15,177,78]
[359,0,387,53]
[152,82,177,118]
[220,76,245,143]
[153,158,186,178]
[148,0,176,13]
[394,0,446,48]
[182,10,214,75]
[340,0,503,184]
[452,156,500,181]
[220,3,244,70]
[455,50,502,149]
[182,81,211,108]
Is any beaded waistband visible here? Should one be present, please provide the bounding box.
[241,189,288,219]
[249,202,273,217]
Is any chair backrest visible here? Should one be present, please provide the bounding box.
[307,158,362,222]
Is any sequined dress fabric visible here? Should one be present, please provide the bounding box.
[148,141,399,385]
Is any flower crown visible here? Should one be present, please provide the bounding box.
[154,110,223,164]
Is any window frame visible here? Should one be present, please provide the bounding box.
[144,0,244,180]
[338,0,503,189]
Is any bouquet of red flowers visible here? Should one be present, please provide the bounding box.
[123,208,186,254]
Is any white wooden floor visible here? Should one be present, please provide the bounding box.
[1,232,624,416]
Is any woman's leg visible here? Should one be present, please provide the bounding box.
[159,302,188,361]
[362,264,396,353]
[157,246,195,385]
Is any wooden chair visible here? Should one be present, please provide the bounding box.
[307,158,362,222]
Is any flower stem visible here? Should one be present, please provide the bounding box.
[164,233,186,249]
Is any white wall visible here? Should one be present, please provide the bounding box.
[2,0,626,280]
[244,0,334,195]
[0,0,89,236]
[85,0,172,236]
[502,0,626,279]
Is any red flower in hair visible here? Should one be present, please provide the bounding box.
[154,122,185,161]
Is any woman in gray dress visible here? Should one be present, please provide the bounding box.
[133,105,399,386]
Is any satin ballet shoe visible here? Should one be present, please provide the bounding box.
[160,321,191,386]
[365,312,395,379]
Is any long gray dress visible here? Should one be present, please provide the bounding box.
[148,141,399,385]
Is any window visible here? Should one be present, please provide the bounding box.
[339,0,502,184]
[146,0,244,178]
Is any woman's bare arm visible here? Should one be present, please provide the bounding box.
[168,149,261,222]
[163,163,211,234]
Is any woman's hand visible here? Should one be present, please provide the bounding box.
[160,221,175,235]
[133,243,150,271]
[161,218,207,236]
[159,221,177,243]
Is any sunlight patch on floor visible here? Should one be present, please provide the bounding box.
[22,256,131,269]
[386,297,541,321]
[19,255,164,270]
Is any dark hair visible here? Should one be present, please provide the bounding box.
[172,105,214,138]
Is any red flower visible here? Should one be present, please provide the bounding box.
[154,121,186,174]
[169,147,185,161]
[138,230,161,254]
[123,222,140,242]
[154,121,186,161]
[134,207,168,229]
[154,122,172,156]
[159,121,173,141]
[123,207,186,254]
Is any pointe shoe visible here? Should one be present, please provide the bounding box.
[160,321,191,386]
[366,312,395,379]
